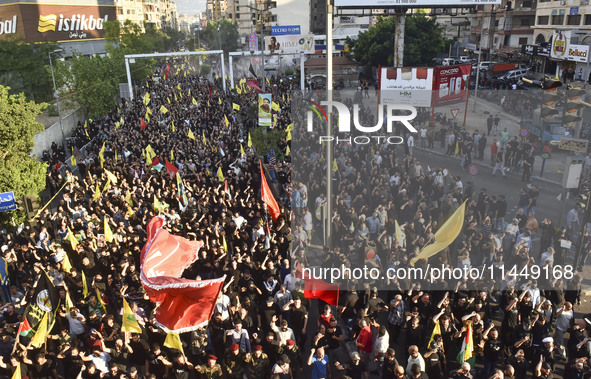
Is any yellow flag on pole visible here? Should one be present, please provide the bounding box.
[236,86,242,94]
[104,218,114,243]
[222,235,228,252]
[164,332,184,354]
[71,150,76,167]
[188,129,195,140]
[285,145,290,156]
[224,115,229,127]
[240,144,245,155]
[62,251,72,273]
[29,312,48,348]
[65,290,74,310]
[332,158,338,172]
[114,151,118,163]
[248,133,252,148]
[67,227,78,250]
[171,121,175,133]
[286,130,292,141]
[410,201,467,266]
[146,106,152,115]
[218,97,222,105]
[104,169,118,184]
[171,150,174,162]
[160,105,169,114]
[232,103,240,110]
[11,363,21,379]
[103,179,111,194]
[272,102,280,111]
[95,287,107,313]
[167,97,171,104]
[99,142,105,169]
[93,182,100,201]
[428,321,441,348]
[192,97,198,105]
[121,298,142,333]
[81,271,88,298]
[216,167,224,182]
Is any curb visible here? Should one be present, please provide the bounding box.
[415,146,562,187]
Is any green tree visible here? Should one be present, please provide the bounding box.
[346,14,444,68]
[200,19,239,55]
[0,38,59,102]
[68,54,121,118]
[0,85,48,225]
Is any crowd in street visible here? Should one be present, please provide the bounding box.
[0,60,588,379]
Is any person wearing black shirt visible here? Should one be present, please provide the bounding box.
[23,352,58,379]
[507,349,529,379]
[288,297,308,346]
[482,326,502,379]
[127,333,149,372]
[170,354,193,379]
[424,342,445,379]
[567,320,589,360]
[146,343,171,378]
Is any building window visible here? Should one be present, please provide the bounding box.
[519,37,528,44]
[586,14,591,25]
[522,0,532,6]
[236,13,240,18]
[568,15,581,25]
[271,15,277,22]
[552,15,564,25]
[537,15,549,24]
[520,18,531,26]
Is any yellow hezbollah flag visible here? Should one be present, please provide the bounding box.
[285,145,290,156]
[286,130,292,141]
[171,121,175,133]
[160,105,169,114]
[164,332,184,354]
[248,133,252,148]
[30,312,48,348]
[103,179,111,194]
[218,97,222,105]
[236,86,242,94]
[272,102,280,112]
[114,151,118,163]
[11,363,21,379]
[71,150,76,167]
[93,182,100,201]
[99,142,105,169]
[232,103,240,111]
[95,287,107,313]
[332,159,338,172]
[62,251,72,273]
[146,106,152,115]
[240,144,245,155]
[410,201,466,266]
[222,235,228,252]
[216,167,224,182]
[188,129,195,140]
[395,220,406,246]
[67,227,78,250]
[81,271,89,297]
[428,321,441,348]
[224,115,229,127]
[104,169,118,184]
[171,150,174,162]
[104,218,114,243]
[202,132,207,145]
[65,290,74,310]
[167,97,171,104]
[192,97,198,105]
[121,298,142,333]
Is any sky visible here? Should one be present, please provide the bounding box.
[175,0,207,17]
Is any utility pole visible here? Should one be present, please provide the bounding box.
[394,8,406,67]
[247,4,273,92]
[326,0,333,248]
[473,7,486,109]
[48,49,67,155]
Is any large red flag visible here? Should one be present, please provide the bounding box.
[165,159,178,178]
[304,277,339,306]
[246,80,263,93]
[140,217,225,332]
[140,118,147,130]
[259,161,280,221]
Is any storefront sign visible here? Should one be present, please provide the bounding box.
[0,3,115,42]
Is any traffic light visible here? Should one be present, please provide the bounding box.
[563,113,583,124]
[542,77,562,90]
[541,106,559,119]
[578,193,589,209]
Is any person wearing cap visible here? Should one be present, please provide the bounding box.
[280,339,301,375]
[244,345,270,378]
[271,353,292,378]
[222,343,246,378]
[195,354,222,378]
[334,351,366,378]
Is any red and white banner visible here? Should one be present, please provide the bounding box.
[432,64,472,107]
[140,216,225,332]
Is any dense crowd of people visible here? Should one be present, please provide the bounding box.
[0,59,588,379]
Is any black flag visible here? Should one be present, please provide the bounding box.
[249,63,258,79]
[20,270,60,338]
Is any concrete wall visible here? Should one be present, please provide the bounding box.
[32,108,85,158]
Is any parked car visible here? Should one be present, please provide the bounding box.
[498,69,530,81]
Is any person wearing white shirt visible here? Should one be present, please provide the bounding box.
[64,307,86,337]
[406,345,426,375]
[270,317,296,347]
[407,134,415,157]
[215,293,231,321]
[88,347,111,373]
[372,324,390,365]
[540,247,555,266]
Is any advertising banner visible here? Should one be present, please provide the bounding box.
[271,25,300,35]
[0,3,115,42]
[335,0,501,6]
[264,34,314,53]
[248,33,258,51]
[433,64,472,107]
[258,93,272,127]
[551,32,589,62]
[379,67,434,107]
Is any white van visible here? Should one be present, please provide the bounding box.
[499,69,529,81]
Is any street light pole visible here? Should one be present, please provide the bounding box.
[247,5,272,92]
[48,49,67,156]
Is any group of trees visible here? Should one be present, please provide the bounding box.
[346,14,450,70]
